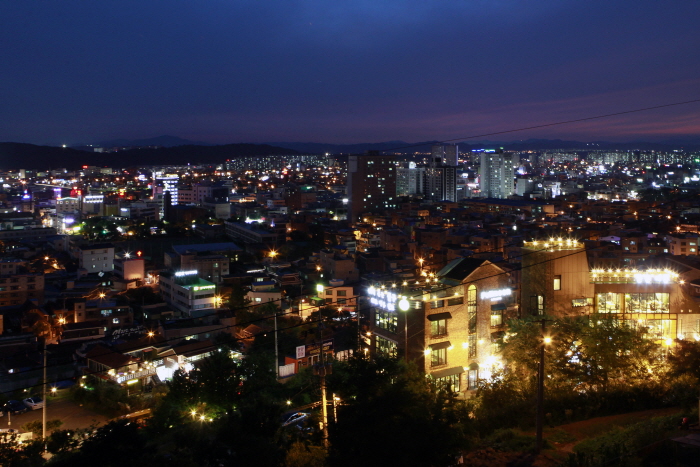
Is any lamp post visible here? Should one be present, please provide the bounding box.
[536,320,551,454]
[399,296,410,360]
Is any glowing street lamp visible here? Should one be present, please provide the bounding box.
[269,250,278,259]
[399,296,410,359]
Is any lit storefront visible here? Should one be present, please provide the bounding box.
[590,268,682,340]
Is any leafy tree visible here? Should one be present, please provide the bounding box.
[0,436,45,467]
[501,316,662,392]
[20,419,63,437]
[667,339,700,380]
[326,356,474,467]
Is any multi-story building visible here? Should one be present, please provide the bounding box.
[164,243,239,284]
[159,271,218,317]
[224,221,281,246]
[396,163,426,197]
[479,150,515,199]
[76,243,115,274]
[520,237,700,341]
[347,151,397,222]
[318,249,360,283]
[664,233,700,256]
[0,259,45,307]
[368,257,513,395]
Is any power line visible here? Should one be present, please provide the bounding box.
[381,98,700,153]
[4,238,611,395]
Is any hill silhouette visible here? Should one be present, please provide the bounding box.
[0,142,298,170]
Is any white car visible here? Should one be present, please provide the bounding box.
[22,397,44,410]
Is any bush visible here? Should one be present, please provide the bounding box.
[482,428,539,452]
[21,419,63,437]
[566,413,682,467]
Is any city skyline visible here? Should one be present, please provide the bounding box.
[2,1,700,146]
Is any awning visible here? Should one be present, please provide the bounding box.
[431,366,463,378]
[427,312,452,321]
[430,341,451,350]
[491,303,506,311]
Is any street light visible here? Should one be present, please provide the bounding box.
[399,297,410,360]
[536,323,552,454]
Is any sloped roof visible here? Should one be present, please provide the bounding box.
[85,344,135,369]
[438,257,499,284]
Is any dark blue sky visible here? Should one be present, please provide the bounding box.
[2,1,700,145]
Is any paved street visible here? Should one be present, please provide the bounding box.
[3,396,108,432]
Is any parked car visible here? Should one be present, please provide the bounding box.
[4,400,28,415]
[281,412,310,427]
[22,397,44,411]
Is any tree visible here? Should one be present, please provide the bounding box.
[21,419,63,437]
[326,356,474,467]
[501,316,662,393]
[668,339,700,380]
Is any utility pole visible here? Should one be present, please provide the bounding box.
[535,318,548,454]
[42,341,47,442]
[317,317,329,448]
[319,361,329,448]
[274,312,279,380]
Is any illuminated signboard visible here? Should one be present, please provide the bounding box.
[367,286,398,311]
[193,285,215,291]
[480,288,512,301]
[634,272,671,284]
[175,270,198,277]
[116,367,156,384]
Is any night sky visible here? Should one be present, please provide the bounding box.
[2,1,700,146]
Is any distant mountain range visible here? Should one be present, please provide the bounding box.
[2,136,700,170]
[86,135,213,149]
[270,138,700,154]
[0,142,297,170]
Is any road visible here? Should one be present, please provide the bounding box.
[3,397,108,432]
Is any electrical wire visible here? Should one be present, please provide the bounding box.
[2,238,620,395]
[379,98,700,153]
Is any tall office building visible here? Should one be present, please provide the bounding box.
[479,150,515,198]
[347,151,397,222]
[153,172,179,219]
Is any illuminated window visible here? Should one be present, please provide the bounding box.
[491,308,503,327]
[468,334,477,358]
[596,293,621,313]
[467,285,477,333]
[467,367,479,390]
[430,319,447,337]
[375,336,397,357]
[431,347,446,366]
[625,293,669,313]
[434,374,460,392]
[553,275,561,291]
[375,310,397,333]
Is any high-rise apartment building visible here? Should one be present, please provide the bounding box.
[347,151,397,222]
[425,144,458,202]
[396,162,426,197]
[479,150,514,199]
[431,144,459,166]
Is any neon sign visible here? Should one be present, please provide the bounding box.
[175,270,198,277]
[480,288,512,301]
[367,286,398,311]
